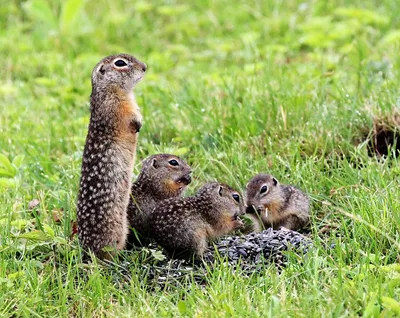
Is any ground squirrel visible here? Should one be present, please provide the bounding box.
[245,174,310,231]
[149,182,244,259]
[127,154,192,247]
[76,53,146,259]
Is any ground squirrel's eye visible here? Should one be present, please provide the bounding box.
[114,60,128,67]
[260,185,268,194]
[232,193,240,202]
[168,159,179,166]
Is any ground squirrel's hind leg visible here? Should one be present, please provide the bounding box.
[169,233,208,260]
[279,214,308,231]
[194,238,208,259]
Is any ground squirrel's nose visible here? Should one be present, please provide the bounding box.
[141,63,147,72]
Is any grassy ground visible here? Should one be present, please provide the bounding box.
[1,0,400,316]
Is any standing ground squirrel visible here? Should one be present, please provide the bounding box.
[77,53,146,259]
[149,182,245,259]
[245,174,310,231]
[127,154,192,247]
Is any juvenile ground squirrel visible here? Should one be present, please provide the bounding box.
[149,182,244,259]
[127,154,192,247]
[245,174,310,231]
[77,53,146,259]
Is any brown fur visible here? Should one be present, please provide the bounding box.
[76,53,146,259]
[217,212,242,235]
[166,179,186,193]
[193,227,209,256]
[149,182,245,259]
[245,174,310,231]
[126,154,192,248]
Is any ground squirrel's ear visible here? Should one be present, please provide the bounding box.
[152,158,159,169]
[97,63,105,75]
[218,186,223,197]
[272,177,278,186]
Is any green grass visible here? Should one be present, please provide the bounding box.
[1,0,400,316]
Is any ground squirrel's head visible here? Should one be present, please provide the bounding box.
[196,182,244,230]
[136,154,192,199]
[245,174,280,217]
[91,53,146,93]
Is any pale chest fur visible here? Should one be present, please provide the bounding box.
[115,91,141,161]
[126,91,142,124]
[262,194,286,223]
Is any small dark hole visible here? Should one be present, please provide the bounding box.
[367,122,400,158]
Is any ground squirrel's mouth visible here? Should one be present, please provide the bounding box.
[176,174,192,187]
[245,205,255,214]
[246,205,268,218]
[246,205,259,214]
[134,74,144,83]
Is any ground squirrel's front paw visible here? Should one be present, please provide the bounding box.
[130,119,142,133]
[234,218,244,230]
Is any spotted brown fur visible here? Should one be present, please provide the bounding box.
[148,182,245,259]
[127,154,192,248]
[245,174,310,231]
[76,53,146,259]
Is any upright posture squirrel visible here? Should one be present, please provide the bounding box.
[245,174,310,231]
[76,54,146,259]
[127,154,192,247]
[149,182,244,259]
